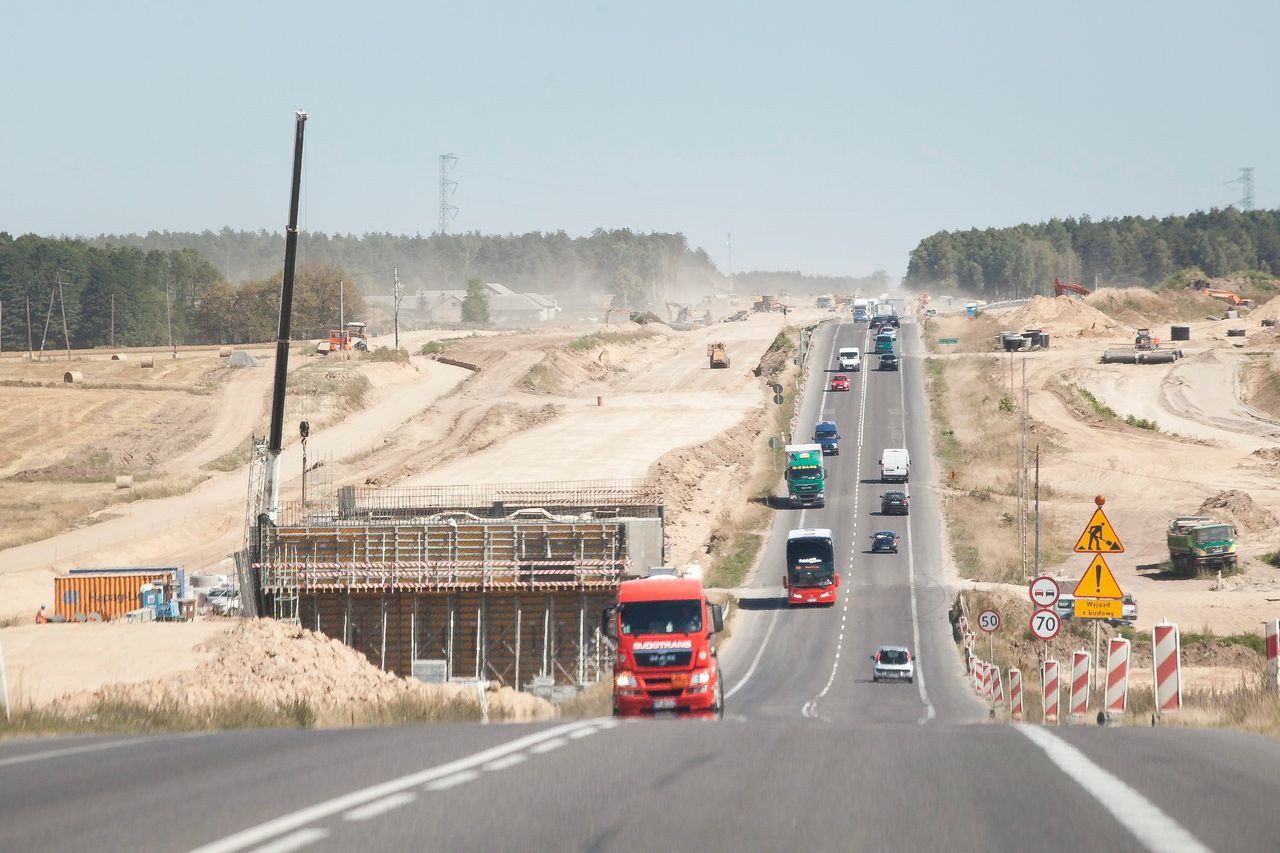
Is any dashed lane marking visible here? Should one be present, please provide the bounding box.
[424,769,480,791]
[246,829,329,853]
[341,793,417,822]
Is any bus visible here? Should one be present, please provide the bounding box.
[784,528,838,606]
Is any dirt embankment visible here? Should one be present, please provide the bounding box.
[1194,489,1277,535]
[51,619,554,723]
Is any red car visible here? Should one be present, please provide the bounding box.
[829,374,851,392]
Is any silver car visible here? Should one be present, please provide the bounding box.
[871,645,915,683]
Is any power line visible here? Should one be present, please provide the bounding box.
[438,153,459,234]
[1239,167,1255,211]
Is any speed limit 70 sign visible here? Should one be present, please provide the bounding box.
[1029,608,1061,641]
[977,609,1000,633]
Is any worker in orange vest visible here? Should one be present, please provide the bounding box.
[35,605,47,624]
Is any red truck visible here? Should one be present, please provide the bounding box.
[604,570,725,718]
[783,528,839,606]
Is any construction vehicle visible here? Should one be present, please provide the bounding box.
[784,528,839,606]
[1167,516,1237,576]
[784,443,826,508]
[1053,277,1092,299]
[1193,280,1254,307]
[140,580,183,621]
[665,301,692,323]
[707,342,731,369]
[752,294,776,313]
[318,321,369,354]
[1134,328,1155,350]
[603,568,725,718]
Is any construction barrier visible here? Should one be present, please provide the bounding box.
[992,667,1004,705]
[1105,637,1131,716]
[1266,620,1279,692]
[1042,659,1060,725]
[1009,668,1023,722]
[1153,622,1182,716]
[1070,650,1091,722]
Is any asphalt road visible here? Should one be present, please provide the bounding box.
[3,315,1279,853]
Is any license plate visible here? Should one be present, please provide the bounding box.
[671,674,690,688]
[653,699,677,710]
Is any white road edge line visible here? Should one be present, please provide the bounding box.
[186,720,598,853]
[0,737,144,769]
[341,792,417,822]
[424,769,480,791]
[725,602,782,700]
[903,323,936,724]
[1019,727,1212,853]
[246,828,330,853]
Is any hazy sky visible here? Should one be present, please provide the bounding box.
[3,1,1275,278]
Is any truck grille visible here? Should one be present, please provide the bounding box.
[635,650,692,668]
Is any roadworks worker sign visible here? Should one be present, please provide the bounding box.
[1072,554,1124,600]
[1073,507,1124,553]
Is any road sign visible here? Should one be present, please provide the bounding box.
[1073,506,1124,553]
[1072,554,1124,600]
[938,338,959,345]
[1028,576,1060,608]
[978,609,1001,633]
[1029,608,1061,641]
[773,393,784,405]
[772,382,783,394]
[1074,598,1122,620]
[768,436,779,449]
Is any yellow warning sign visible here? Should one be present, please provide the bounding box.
[1073,507,1124,553]
[1072,554,1124,600]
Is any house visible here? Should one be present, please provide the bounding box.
[413,283,560,326]
[415,289,465,324]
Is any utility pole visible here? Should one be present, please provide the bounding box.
[727,233,734,295]
[1034,445,1041,577]
[338,280,344,358]
[438,154,459,234]
[393,267,403,349]
[56,270,71,361]
[165,282,174,356]
[25,297,32,360]
[110,293,115,348]
[1021,357,1029,581]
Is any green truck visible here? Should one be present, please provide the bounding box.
[785,443,827,508]
[1167,516,1237,575]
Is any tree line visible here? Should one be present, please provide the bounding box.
[905,207,1280,297]
[0,233,365,350]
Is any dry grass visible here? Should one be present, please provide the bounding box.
[557,682,613,719]
[1086,287,1215,326]
[1242,353,1280,421]
[921,313,1005,354]
[202,437,253,472]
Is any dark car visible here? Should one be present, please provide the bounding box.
[871,531,899,553]
[880,491,909,515]
[879,353,899,371]
[813,421,840,455]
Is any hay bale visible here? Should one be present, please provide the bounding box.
[115,475,133,490]
[140,357,155,368]
[218,347,232,358]
[110,353,128,361]
[63,371,83,383]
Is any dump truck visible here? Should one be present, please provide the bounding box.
[318,321,369,354]
[1167,516,1237,575]
[707,342,731,369]
[785,443,826,507]
[604,568,725,718]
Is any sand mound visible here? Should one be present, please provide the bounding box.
[1003,295,1132,338]
[1252,295,1280,322]
[52,619,555,721]
[1196,489,1277,534]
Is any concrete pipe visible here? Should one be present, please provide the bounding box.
[1101,349,1138,364]
[1136,351,1179,364]
[63,371,83,383]
[140,357,155,368]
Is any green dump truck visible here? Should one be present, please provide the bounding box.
[1167,516,1237,575]
[785,443,827,508]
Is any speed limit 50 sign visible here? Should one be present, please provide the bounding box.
[1029,608,1061,641]
[978,609,1001,633]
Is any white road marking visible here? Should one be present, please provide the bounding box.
[246,829,329,853]
[1020,727,1212,853]
[341,792,417,822]
[482,753,528,771]
[567,727,598,740]
[725,596,782,700]
[0,737,143,769]
[529,737,568,754]
[424,769,480,791]
[186,720,598,853]
[902,328,936,724]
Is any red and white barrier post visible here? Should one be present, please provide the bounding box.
[1265,620,1279,692]
[1042,659,1060,725]
[1070,650,1091,723]
[1104,637,1131,719]
[1153,622,1182,719]
[993,667,1004,706]
[1009,668,1023,722]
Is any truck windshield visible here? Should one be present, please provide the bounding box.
[787,537,834,587]
[815,427,837,438]
[619,600,702,636]
[786,466,821,481]
[1194,525,1233,544]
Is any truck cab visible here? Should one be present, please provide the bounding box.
[784,443,827,507]
[784,529,839,606]
[605,571,725,718]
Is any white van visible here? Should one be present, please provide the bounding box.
[837,347,861,372]
[880,448,910,483]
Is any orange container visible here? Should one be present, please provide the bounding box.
[54,572,174,621]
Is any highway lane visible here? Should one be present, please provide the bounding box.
[5,313,1280,852]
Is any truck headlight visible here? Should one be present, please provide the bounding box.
[689,670,711,686]
[615,672,638,688]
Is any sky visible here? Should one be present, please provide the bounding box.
[2,0,1277,278]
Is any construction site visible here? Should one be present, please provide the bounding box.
[244,479,664,692]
